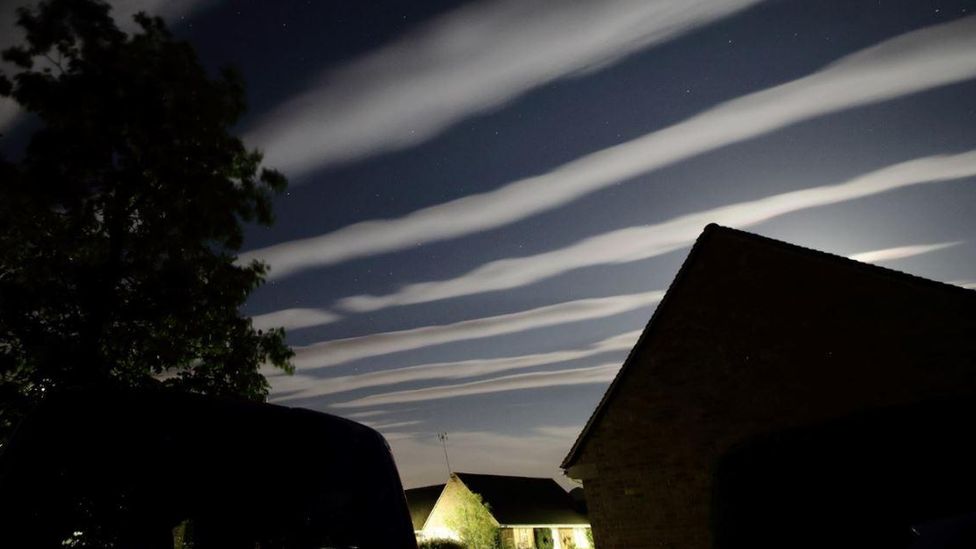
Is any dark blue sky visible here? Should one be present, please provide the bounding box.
[2,0,975,488]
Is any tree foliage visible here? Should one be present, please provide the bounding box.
[534,528,554,549]
[446,486,500,549]
[0,0,293,442]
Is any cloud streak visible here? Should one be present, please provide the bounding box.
[245,0,760,175]
[243,16,976,281]
[338,151,976,311]
[359,419,423,432]
[290,291,662,371]
[273,329,641,402]
[848,241,962,264]
[250,307,340,332]
[332,363,619,408]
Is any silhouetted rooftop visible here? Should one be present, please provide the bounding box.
[454,472,588,526]
[405,483,445,530]
[562,223,976,469]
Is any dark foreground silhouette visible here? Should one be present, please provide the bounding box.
[712,395,976,548]
[0,387,417,549]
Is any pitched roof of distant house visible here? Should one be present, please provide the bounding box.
[561,224,976,469]
[454,472,589,526]
[404,484,446,531]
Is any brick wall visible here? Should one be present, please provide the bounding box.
[567,228,976,548]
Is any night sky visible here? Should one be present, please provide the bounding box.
[3,0,976,489]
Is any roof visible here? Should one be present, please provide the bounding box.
[404,484,445,530]
[454,472,588,526]
[561,224,976,469]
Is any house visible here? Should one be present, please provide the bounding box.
[406,483,446,538]
[406,472,592,548]
[562,225,976,549]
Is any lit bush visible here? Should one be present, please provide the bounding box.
[534,528,554,549]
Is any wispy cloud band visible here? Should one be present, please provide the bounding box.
[338,151,976,311]
[289,291,661,371]
[250,307,340,332]
[246,0,760,175]
[243,16,976,281]
[273,329,641,402]
[332,363,619,408]
[848,241,962,264]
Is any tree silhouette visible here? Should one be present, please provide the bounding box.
[0,0,293,443]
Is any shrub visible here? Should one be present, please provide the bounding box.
[534,528,554,549]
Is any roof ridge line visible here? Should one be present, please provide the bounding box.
[561,223,974,469]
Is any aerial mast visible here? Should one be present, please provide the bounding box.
[437,432,452,476]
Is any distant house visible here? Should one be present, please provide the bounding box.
[406,473,592,548]
[406,483,446,538]
[562,225,976,549]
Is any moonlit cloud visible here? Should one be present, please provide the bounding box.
[337,151,976,311]
[250,307,340,332]
[848,241,962,264]
[332,363,619,408]
[245,0,761,176]
[360,420,423,432]
[291,291,663,371]
[341,410,391,420]
[272,329,642,402]
[242,16,976,281]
